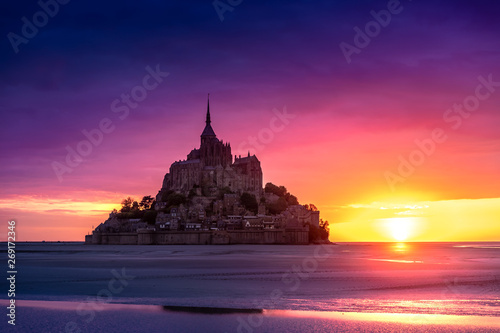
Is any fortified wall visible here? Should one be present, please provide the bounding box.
[85,229,308,245]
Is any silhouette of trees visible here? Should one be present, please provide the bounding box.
[284,193,299,206]
[139,195,155,210]
[166,192,187,207]
[267,197,288,215]
[120,197,134,213]
[309,219,329,243]
[304,204,318,211]
[121,196,155,213]
[143,211,158,225]
[117,195,157,219]
[264,182,300,214]
[265,183,287,197]
[160,190,187,212]
[240,192,258,214]
[319,219,329,239]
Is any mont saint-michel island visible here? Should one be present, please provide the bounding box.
[86,98,329,245]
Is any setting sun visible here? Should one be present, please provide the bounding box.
[388,218,412,241]
[378,217,424,242]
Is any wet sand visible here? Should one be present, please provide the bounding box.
[1,300,499,333]
[1,242,499,332]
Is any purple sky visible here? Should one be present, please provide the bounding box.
[1,0,499,240]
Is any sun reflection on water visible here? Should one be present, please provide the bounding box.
[265,308,500,328]
[393,242,407,253]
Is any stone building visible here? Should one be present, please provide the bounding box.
[86,97,323,246]
[285,205,320,228]
[156,97,263,202]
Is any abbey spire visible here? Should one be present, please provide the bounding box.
[206,93,211,125]
[201,94,216,138]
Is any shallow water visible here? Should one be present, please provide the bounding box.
[1,299,499,333]
[3,242,499,315]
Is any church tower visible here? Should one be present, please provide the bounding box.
[201,95,216,144]
[199,95,232,167]
[156,96,263,201]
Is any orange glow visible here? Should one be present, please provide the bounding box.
[327,198,500,242]
[0,195,120,216]
[392,242,407,253]
[1,191,499,242]
[0,193,128,241]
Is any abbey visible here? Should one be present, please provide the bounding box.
[156,97,263,201]
[86,97,327,245]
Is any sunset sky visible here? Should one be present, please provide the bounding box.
[1,0,499,241]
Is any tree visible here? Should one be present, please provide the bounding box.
[267,197,288,215]
[139,195,154,210]
[264,183,287,197]
[278,185,287,197]
[304,204,318,212]
[307,219,330,243]
[285,193,299,206]
[161,190,174,202]
[240,192,258,214]
[120,197,134,213]
[165,192,187,208]
[319,219,329,240]
[143,211,158,225]
[265,182,299,206]
[308,225,320,243]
